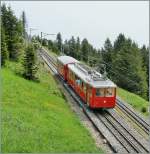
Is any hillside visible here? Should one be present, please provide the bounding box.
[1,62,102,153]
[117,88,149,117]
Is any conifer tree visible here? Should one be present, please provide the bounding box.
[63,39,70,55]
[140,45,149,76]
[81,38,89,62]
[69,36,76,58]
[1,26,8,66]
[1,4,23,61]
[102,38,113,76]
[76,37,81,59]
[23,44,38,80]
[112,36,148,99]
[22,11,27,39]
[56,32,62,53]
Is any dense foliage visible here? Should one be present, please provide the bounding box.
[1,4,38,81]
[36,33,149,100]
[22,44,38,80]
[1,4,23,61]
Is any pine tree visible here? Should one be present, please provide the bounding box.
[102,38,113,76]
[63,39,70,55]
[42,38,48,46]
[1,25,9,66]
[113,33,126,51]
[22,11,27,39]
[48,40,54,50]
[140,45,149,76]
[112,36,148,99]
[56,32,62,53]
[81,38,89,62]
[23,44,38,80]
[1,4,23,61]
[76,37,81,59]
[140,45,149,99]
[69,36,76,58]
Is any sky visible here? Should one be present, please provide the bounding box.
[4,1,149,49]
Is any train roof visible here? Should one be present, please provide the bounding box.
[57,55,79,65]
[68,63,117,88]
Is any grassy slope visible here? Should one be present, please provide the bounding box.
[1,62,102,153]
[117,88,149,117]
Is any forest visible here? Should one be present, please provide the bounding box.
[1,3,149,100]
[37,32,149,100]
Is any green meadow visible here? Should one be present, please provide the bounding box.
[1,62,102,153]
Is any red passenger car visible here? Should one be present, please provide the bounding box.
[57,56,117,109]
[57,56,78,81]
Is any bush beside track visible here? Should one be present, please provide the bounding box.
[1,61,102,153]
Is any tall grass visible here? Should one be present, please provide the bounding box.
[1,62,102,153]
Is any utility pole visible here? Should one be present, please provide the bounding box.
[41,32,42,46]
[28,28,38,43]
[40,32,56,48]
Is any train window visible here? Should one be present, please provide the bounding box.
[75,75,81,86]
[96,88,105,97]
[76,79,81,86]
[105,88,114,97]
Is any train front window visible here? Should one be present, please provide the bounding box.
[96,88,105,97]
[105,88,114,97]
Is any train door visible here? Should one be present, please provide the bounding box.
[64,65,68,81]
[86,84,91,107]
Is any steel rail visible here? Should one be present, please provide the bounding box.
[105,110,149,153]
[116,99,150,135]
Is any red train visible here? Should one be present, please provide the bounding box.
[57,55,117,109]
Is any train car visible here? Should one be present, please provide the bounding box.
[67,63,117,109]
[57,56,78,81]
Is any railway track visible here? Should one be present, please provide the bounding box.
[39,48,149,153]
[96,110,149,153]
[116,99,150,135]
[41,49,150,135]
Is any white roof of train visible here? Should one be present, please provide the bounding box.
[57,56,79,65]
[68,63,117,88]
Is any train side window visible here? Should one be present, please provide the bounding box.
[76,79,81,85]
[96,88,105,97]
[105,88,114,97]
[75,75,81,86]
